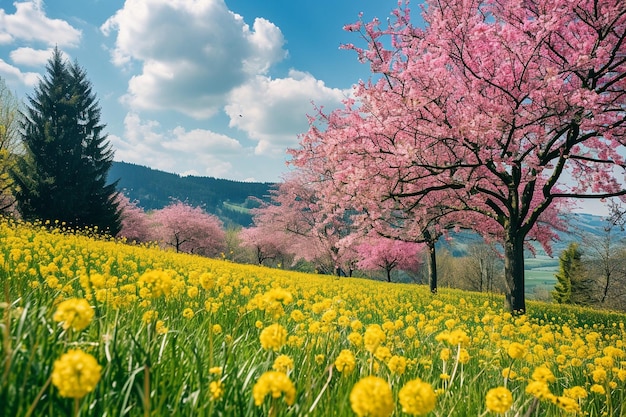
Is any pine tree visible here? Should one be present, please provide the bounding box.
[11,48,121,234]
[552,243,593,305]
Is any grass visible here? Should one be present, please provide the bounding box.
[1,218,625,416]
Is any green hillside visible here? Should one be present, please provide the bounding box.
[108,161,273,227]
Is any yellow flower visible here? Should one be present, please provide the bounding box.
[199,272,215,290]
[290,309,305,322]
[348,332,363,347]
[563,386,587,400]
[315,354,325,365]
[364,324,386,354]
[51,349,101,399]
[591,367,607,383]
[387,355,407,375]
[259,323,287,351]
[182,308,194,319]
[507,342,526,360]
[374,346,392,363]
[525,380,552,400]
[273,355,294,373]
[209,366,223,376]
[440,348,451,362]
[142,310,158,323]
[212,324,223,334]
[209,380,223,400]
[502,367,517,380]
[252,371,296,406]
[138,269,173,298]
[349,376,394,417]
[155,320,168,335]
[590,384,605,395]
[335,349,356,374]
[53,298,94,331]
[552,396,580,413]
[398,378,436,416]
[531,365,555,383]
[485,387,513,414]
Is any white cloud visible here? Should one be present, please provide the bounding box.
[10,47,53,66]
[225,70,348,154]
[0,1,81,47]
[110,113,248,179]
[101,0,287,118]
[0,58,40,86]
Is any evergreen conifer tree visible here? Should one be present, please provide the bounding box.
[11,48,121,234]
[552,243,592,304]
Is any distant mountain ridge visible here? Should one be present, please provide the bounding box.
[108,161,274,227]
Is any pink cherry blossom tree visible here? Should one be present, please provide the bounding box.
[352,234,425,282]
[151,200,226,257]
[115,193,152,243]
[238,225,291,266]
[291,0,626,313]
[249,174,358,275]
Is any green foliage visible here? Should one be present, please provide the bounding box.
[0,77,20,214]
[552,243,593,305]
[11,48,120,235]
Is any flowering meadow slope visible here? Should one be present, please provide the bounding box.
[1,219,625,416]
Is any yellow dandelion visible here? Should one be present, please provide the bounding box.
[182,308,194,319]
[552,396,580,413]
[531,365,555,383]
[563,386,587,400]
[387,355,407,375]
[399,378,436,416]
[273,355,294,373]
[252,371,296,406]
[485,387,513,414]
[440,348,452,362]
[507,342,526,360]
[348,331,363,347]
[259,323,288,351]
[349,376,394,417]
[155,320,168,335]
[590,384,605,395]
[335,349,356,374]
[364,324,386,354]
[591,367,607,383]
[525,380,553,400]
[51,349,101,399]
[209,380,223,400]
[53,298,94,332]
[209,366,223,376]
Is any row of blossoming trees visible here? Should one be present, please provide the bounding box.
[115,194,425,282]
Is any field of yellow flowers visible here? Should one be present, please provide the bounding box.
[1,218,625,416]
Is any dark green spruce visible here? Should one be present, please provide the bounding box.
[11,47,121,235]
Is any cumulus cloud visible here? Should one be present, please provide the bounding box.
[225,70,349,155]
[10,47,54,66]
[101,0,287,118]
[109,113,247,178]
[0,0,81,47]
[0,58,40,86]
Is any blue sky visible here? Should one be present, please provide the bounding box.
[0,0,400,183]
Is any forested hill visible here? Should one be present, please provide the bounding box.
[107,161,274,227]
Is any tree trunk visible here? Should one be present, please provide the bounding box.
[503,230,525,314]
[601,269,610,303]
[428,241,437,294]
